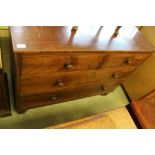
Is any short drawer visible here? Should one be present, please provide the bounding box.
[18,52,150,76]
[18,81,121,110]
[20,67,135,95]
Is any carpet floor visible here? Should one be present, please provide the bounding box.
[48,107,137,129]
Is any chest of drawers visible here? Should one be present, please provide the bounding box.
[10,26,155,113]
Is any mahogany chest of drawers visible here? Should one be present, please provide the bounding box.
[10,26,155,113]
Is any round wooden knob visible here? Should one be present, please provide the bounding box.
[51,95,57,101]
[64,63,73,69]
[112,73,119,79]
[57,81,64,87]
[125,58,133,64]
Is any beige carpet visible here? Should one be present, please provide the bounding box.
[48,107,137,129]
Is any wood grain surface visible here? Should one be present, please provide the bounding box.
[9,26,154,112]
[18,52,150,77]
[131,90,155,128]
[10,26,155,53]
[19,67,136,95]
[18,81,120,111]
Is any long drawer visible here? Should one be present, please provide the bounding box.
[19,67,135,95]
[18,81,121,110]
[18,52,150,77]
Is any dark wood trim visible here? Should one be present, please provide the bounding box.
[0,35,12,117]
[121,84,142,129]
[131,90,155,129]
[0,69,11,117]
[126,104,142,129]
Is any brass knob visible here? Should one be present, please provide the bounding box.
[57,81,64,87]
[51,95,57,101]
[125,58,133,64]
[64,63,73,69]
[112,73,119,79]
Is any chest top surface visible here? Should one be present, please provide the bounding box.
[10,26,155,53]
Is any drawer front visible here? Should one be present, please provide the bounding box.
[19,81,121,110]
[19,52,150,76]
[20,67,135,95]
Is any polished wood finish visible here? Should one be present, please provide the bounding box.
[18,81,120,111]
[10,26,155,52]
[131,90,155,128]
[19,52,150,77]
[20,67,136,95]
[10,26,154,112]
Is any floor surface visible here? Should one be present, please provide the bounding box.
[48,107,137,129]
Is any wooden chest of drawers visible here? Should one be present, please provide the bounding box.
[10,26,155,113]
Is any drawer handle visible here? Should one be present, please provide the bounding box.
[64,63,73,69]
[57,81,64,87]
[112,73,119,79]
[52,95,57,101]
[125,58,133,64]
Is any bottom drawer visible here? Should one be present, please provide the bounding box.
[17,81,121,111]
